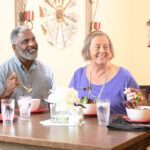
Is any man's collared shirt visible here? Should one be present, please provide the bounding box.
[0,55,55,107]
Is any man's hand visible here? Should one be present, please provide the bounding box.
[1,72,20,99]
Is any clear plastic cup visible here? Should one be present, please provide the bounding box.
[1,99,15,125]
[96,99,110,125]
[17,96,31,120]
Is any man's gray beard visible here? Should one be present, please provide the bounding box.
[18,49,38,60]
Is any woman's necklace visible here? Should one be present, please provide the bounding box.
[88,64,109,100]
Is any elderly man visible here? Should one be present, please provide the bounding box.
[0,26,55,108]
[124,20,150,105]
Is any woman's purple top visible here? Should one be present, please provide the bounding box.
[69,66,140,114]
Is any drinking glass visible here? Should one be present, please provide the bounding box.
[17,96,31,120]
[96,99,110,125]
[1,99,15,125]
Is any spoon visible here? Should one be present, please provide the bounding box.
[20,81,33,93]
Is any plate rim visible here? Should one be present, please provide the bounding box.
[84,113,97,116]
[15,107,49,113]
[123,115,150,123]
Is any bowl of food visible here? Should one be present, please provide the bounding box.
[31,99,40,111]
[126,106,150,122]
[80,96,97,115]
[82,103,97,115]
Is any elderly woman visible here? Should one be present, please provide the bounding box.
[69,30,139,114]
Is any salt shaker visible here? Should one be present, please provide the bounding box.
[75,106,84,125]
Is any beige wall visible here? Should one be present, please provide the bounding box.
[0,0,87,87]
[0,1,15,61]
[0,0,150,87]
[96,0,150,85]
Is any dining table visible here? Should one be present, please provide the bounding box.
[0,110,150,150]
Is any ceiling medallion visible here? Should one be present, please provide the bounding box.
[39,0,79,49]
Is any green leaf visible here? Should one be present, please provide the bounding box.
[80,96,88,104]
[135,92,143,103]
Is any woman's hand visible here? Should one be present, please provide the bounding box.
[124,88,149,106]
[124,88,140,101]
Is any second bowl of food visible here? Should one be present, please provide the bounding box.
[31,99,40,111]
[126,106,150,122]
[82,103,97,115]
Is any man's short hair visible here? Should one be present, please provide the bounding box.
[10,26,30,45]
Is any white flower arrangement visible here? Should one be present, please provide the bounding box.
[46,87,85,125]
[47,86,80,111]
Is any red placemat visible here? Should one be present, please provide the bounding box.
[84,113,97,116]
[123,115,150,123]
[15,107,49,114]
[0,114,18,123]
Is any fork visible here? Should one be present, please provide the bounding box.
[20,81,33,93]
[124,100,138,109]
[124,88,138,109]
